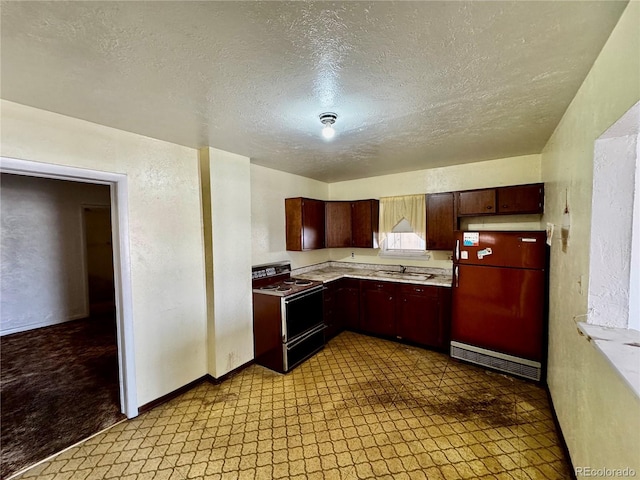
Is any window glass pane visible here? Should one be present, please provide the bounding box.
[386,232,425,251]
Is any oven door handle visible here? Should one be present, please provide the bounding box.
[286,324,326,350]
[283,285,324,303]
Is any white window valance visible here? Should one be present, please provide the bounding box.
[379,194,426,246]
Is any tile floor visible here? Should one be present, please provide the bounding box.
[14,332,572,480]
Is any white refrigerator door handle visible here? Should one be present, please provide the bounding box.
[454,266,459,287]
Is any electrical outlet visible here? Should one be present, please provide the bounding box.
[351,252,355,258]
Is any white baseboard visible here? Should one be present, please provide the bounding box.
[0,312,89,336]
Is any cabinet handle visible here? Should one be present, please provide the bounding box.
[502,204,508,208]
[454,266,459,288]
[455,239,460,261]
[389,296,393,301]
[486,205,493,210]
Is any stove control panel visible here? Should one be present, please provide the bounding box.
[251,262,291,280]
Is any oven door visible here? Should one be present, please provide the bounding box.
[283,323,325,372]
[282,286,324,342]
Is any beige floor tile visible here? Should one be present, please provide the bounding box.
[13,332,572,480]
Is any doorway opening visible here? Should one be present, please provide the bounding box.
[0,157,137,478]
[83,205,116,316]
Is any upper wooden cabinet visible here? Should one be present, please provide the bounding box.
[455,183,544,217]
[325,199,379,248]
[288,184,542,251]
[456,188,496,216]
[497,184,544,214]
[285,198,325,251]
[426,192,455,250]
[325,202,352,248]
[351,200,379,248]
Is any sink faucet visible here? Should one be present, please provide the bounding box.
[400,265,407,273]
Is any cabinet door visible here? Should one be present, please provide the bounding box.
[325,202,352,248]
[338,279,360,331]
[302,199,326,250]
[426,192,455,250]
[497,184,544,214]
[456,189,496,216]
[438,287,452,349]
[324,281,339,340]
[352,200,379,248]
[360,281,395,336]
[286,198,325,251]
[396,285,442,347]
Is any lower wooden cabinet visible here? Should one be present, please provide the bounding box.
[324,278,451,351]
[359,280,396,337]
[338,279,360,331]
[324,281,339,340]
[396,284,448,349]
[324,278,360,339]
[324,278,451,350]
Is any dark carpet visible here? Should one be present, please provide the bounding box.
[0,314,125,479]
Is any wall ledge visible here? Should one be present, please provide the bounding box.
[577,322,640,399]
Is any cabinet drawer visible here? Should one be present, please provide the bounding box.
[360,280,395,292]
[397,284,438,298]
[338,278,361,290]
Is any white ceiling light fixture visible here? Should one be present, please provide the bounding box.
[319,112,338,140]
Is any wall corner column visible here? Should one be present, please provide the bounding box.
[199,147,253,378]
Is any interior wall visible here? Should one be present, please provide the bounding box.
[0,174,110,335]
[251,164,331,269]
[0,100,208,407]
[328,154,542,268]
[201,147,253,378]
[540,1,640,473]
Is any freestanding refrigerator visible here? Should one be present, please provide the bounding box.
[451,230,548,381]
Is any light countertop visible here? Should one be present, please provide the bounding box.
[292,261,452,288]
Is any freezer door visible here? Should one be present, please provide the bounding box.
[454,230,546,269]
[451,264,545,361]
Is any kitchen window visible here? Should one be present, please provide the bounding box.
[379,194,427,258]
[578,100,639,399]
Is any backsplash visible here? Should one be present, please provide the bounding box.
[293,260,452,276]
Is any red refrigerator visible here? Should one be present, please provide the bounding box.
[451,230,547,381]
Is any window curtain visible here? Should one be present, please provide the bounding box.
[378,194,426,247]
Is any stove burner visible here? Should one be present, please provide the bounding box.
[260,285,278,290]
[276,286,292,292]
[283,279,296,285]
[294,279,312,286]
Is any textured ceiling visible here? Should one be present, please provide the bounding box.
[0,1,628,182]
